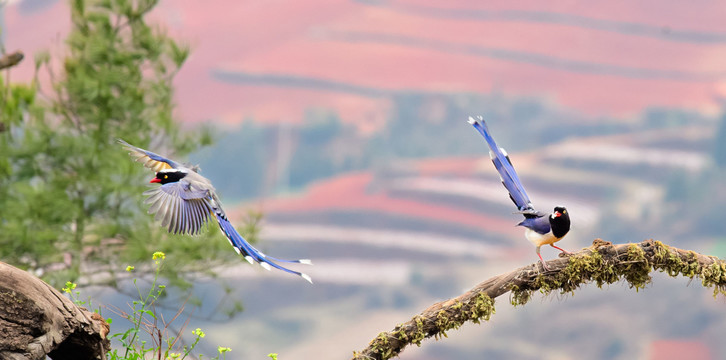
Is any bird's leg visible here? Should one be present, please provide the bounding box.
[550,244,572,255]
[536,246,550,271]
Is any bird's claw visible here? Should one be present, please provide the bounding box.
[539,261,551,272]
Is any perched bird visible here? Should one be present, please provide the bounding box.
[119,139,312,283]
[468,116,571,271]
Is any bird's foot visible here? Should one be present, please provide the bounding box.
[550,244,572,255]
[539,260,551,272]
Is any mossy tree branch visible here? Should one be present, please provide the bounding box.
[352,239,726,360]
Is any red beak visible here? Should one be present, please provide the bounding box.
[150,178,161,183]
[554,211,561,218]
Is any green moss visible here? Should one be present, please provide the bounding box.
[683,252,699,278]
[411,316,426,346]
[623,244,651,290]
[701,262,726,297]
[373,332,392,358]
[395,326,408,342]
[514,245,656,302]
[653,241,703,280]
[469,292,495,324]
[653,241,667,262]
[434,310,450,339]
[510,284,532,306]
[432,294,496,341]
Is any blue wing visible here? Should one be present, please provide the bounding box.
[518,216,551,235]
[214,213,313,283]
[468,116,534,212]
[118,139,182,172]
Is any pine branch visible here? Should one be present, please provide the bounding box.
[352,239,726,360]
[0,51,25,133]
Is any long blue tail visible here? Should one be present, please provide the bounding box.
[215,213,313,283]
[468,116,534,212]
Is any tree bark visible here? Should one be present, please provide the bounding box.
[0,51,24,70]
[352,239,726,360]
[0,261,110,360]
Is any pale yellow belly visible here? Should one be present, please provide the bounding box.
[525,228,561,247]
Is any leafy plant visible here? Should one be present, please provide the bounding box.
[65,252,233,360]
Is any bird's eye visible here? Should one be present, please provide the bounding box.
[563,210,567,214]
[164,175,168,179]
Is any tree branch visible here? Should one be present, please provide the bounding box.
[0,51,24,70]
[352,239,726,360]
[0,261,110,360]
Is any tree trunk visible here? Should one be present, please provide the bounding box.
[0,261,110,360]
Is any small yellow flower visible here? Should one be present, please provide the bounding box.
[62,281,77,293]
[152,251,166,260]
[125,265,134,272]
[192,328,205,338]
[218,346,232,354]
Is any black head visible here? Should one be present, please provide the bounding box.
[150,169,188,184]
[549,206,570,238]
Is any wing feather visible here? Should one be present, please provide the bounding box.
[183,201,194,234]
[193,203,204,232]
[144,182,213,235]
[171,197,180,234]
[181,201,189,234]
[518,216,551,235]
[118,139,181,172]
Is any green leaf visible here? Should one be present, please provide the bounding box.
[142,310,156,319]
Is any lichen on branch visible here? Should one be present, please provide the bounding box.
[352,239,726,360]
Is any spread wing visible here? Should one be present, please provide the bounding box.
[118,139,181,172]
[143,181,214,235]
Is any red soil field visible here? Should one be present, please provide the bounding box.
[3,0,725,126]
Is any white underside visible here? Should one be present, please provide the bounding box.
[525,228,558,247]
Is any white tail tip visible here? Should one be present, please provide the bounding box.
[299,259,313,265]
[467,116,477,124]
[301,273,313,284]
[244,256,254,264]
[260,262,272,271]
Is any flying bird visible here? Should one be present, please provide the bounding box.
[119,139,312,283]
[468,116,570,271]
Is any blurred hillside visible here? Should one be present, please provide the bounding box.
[198,112,726,359]
[3,0,726,125]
